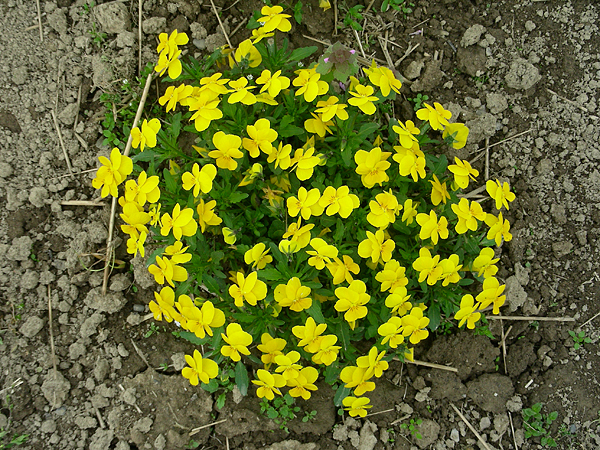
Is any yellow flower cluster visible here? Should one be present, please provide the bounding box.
[90,3,521,416]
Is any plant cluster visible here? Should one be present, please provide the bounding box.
[92,4,516,417]
[522,403,558,447]
[568,329,591,350]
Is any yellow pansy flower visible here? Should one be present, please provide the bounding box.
[182,349,218,386]
[92,148,133,198]
[181,163,217,197]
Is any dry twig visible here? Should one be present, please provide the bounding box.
[353,28,367,59]
[138,0,142,75]
[450,403,494,450]
[51,110,74,176]
[189,418,228,436]
[393,357,458,373]
[130,339,150,369]
[101,72,154,294]
[394,43,420,67]
[60,200,106,207]
[48,286,58,376]
[487,315,575,322]
[210,0,233,49]
[35,0,43,42]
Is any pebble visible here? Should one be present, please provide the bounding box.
[19,316,45,338]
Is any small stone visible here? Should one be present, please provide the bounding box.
[133,417,153,433]
[450,428,460,442]
[0,161,14,176]
[7,236,33,261]
[41,371,70,408]
[461,24,486,47]
[29,187,49,208]
[80,312,105,338]
[142,17,167,35]
[75,415,98,429]
[494,414,510,434]
[404,60,424,80]
[486,93,508,114]
[358,421,378,450]
[132,304,145,313]
[94,359,111,382]
[20,316,45,338]
[41,419,57,434]
[58,103,78,126]
[505,276,528,312]
[21,270,40,290]
[69,341,86,360]
[89,429,115,450]
[524,20,536,32]
[47,8,68,35]
[85,287,127,313]
[109,273,130,292]
[552,240,573,258]
[12,66,28,85]
[94,1,131,34]
[171,353,186,371]
[415,419,440,449]
[480,417,491,430]
[505,58,541,90]
[154,434,166,450]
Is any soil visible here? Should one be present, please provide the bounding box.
[1,0,599,449]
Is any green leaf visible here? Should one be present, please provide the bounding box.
[131,149,160,162]
[428,302,441,331]
[279,115,305,137]
[178,331,205,345]
[333,385,351,407]
[357,122,380,139]
[324,363,340,385]
[235,361,249,396]
[216,392,226,409]
[293,0,302,24]
[201,378,219,393]
[163,168,177,194]
[306,299,326,324]
[333,218,345,243]
[260,268,284,281]
[229,191,249,204]
[288,46,318,62]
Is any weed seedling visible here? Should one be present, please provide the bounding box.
[568,330,591,350]
[89,23,107,47]
[400,418,423,439]
[302,410,317,422]
[341,4,364,31]
[522,403,558,447]
[407,93,429,111]
[144,322,159,338]
[260,393,301,432]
